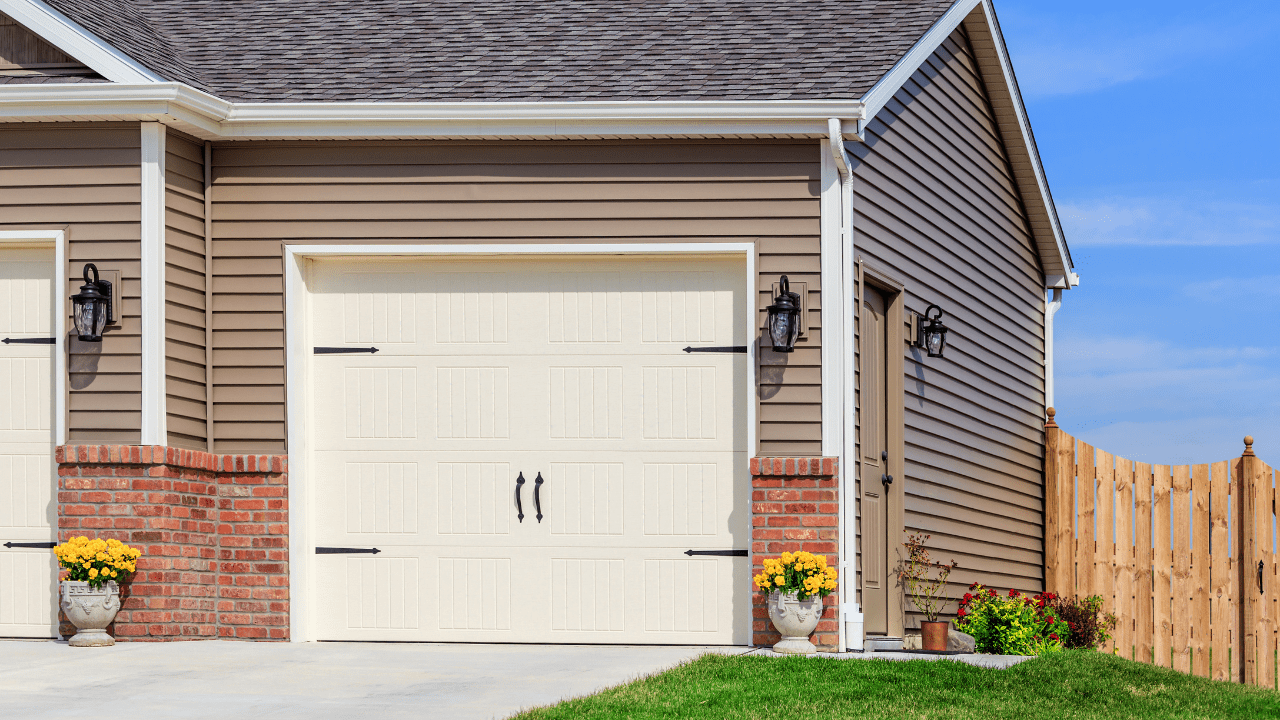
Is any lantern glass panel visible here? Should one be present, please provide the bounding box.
[769,308,799,352]
[73,297,107,341]
[926,330,944,356]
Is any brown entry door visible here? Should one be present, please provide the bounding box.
[861,286,891,635]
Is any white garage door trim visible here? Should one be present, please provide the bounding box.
[0,231,66,446]
[0,230,66,638]
[283,243,758,643]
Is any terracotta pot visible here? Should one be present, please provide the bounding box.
[767,591,824,654]
[60,581,120,647]
[920,620,949,652]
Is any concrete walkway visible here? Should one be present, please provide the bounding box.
[0,640,1032,719]
[0,640,745,720]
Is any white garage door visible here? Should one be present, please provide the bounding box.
[0,247,57,638]
[308,255,749,644]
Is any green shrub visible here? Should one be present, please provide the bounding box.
[1047,594,1118,650]
[954,584,1069,656]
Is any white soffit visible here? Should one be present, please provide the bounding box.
[856,0,1075,284]
[0,0,164,83]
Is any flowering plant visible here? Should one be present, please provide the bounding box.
[1047,594,1117,650]
[753,551,838,601]
[895,533,956,622]
[954,583,1069,656]
[54,536,141,589]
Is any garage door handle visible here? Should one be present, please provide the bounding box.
[515,472,526,523]
[534,472,545,523]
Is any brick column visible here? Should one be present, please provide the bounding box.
[56,445,289,641]
[750,456,840,651]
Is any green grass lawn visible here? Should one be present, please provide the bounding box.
[512,650,1280,720]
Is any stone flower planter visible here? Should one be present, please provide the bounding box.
[767,590,824,654]
[60,580,120,647]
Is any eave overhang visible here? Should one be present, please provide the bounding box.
[0,83,867,140]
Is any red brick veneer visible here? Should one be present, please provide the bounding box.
[750,456,840,651]
[56,445,288,641]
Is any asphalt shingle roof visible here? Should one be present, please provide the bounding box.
[42,0,956,103]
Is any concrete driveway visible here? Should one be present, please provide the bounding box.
[0,639,747,719]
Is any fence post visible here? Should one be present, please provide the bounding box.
[1045,408,1062,593]
[1241,436,1259,685]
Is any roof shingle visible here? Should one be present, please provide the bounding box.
[42,0,956,103]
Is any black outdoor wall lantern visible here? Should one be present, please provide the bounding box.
[70,263,114,342]
[915,304,949,358]
[766,275,802,353]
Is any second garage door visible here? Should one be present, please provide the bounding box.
[308,254,750,644]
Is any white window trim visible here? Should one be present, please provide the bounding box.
[0,230,66,446]
[282,242,758,643]
[140,122,165,444]
[0,0,165,83]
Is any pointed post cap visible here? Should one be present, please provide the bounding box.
[1045,407,1058,429]
[1245,436,1255,457]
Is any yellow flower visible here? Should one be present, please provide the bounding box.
[88,568,98,578]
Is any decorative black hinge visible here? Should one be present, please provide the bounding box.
[4,541,56,549]
[682,346,748,354]
[2,338,56,345]
[314,347,379,354]
[315,547,381,554]
[684,549,749,557]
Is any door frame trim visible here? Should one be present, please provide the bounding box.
[856,258,907,638]
[283,242,758,642]
[0,229,66,638]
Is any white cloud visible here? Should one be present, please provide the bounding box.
[1055,334,1280,464]
[1059,197,1280,247]
[1183,275,1280,304]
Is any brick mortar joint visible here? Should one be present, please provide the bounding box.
[57,445,288,475]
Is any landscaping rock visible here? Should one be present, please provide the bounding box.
[947,629,976,653]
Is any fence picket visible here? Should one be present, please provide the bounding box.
[1254,459,1274,687]
[1211,460,1232,681]
[1173,465,1194,672]
[1115,456,1135,659]
[1153,463,1172,668]
[1135,461,1154,664]
[1097,450,1116,653]
[1078,442,1097,598]
[1192,464,1211,677]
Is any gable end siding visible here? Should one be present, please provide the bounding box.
[851,28,1047,612]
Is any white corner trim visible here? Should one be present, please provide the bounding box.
[858,0,981,133]
[282,241,757,642]
[0,0,165,83]
[0,230,66,446]
[1045,288,1063,412]
[139,122,165,445]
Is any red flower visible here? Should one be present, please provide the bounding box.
[989,589,997,597]
[957,607,967,618]
[963,593,973,601]
[970,582,979,590]
[1049,633,1059,641]
[1008,589,1020,598]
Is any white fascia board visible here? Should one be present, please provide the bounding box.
[0,84,865,139]
[0,0,164,83]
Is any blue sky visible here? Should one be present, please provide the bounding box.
[996,0,1280,464]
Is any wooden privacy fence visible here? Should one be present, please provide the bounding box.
[1043,408,1278,687]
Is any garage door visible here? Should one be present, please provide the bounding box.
[308,255,749,644]
[0,247,57,638]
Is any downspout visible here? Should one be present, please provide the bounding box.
[1044,287,1062,412]
[829,118,863,651]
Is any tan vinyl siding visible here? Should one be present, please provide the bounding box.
[851,29,1047,610]
[0,123,142,442]
[164,130,206,449]
[209,140,822,454]
[0,13,77,67]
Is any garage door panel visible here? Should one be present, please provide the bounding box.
[309,255,747,644]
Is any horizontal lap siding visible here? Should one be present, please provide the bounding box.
[210,140,822,454]
[0,123,141,442]
[164,130,206,449]
[851,30,1046,611]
